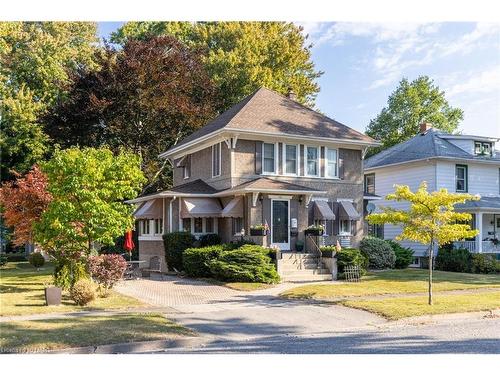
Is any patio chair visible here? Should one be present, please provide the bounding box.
[143,256,164,280]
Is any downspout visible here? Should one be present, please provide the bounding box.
[169,196,177,233]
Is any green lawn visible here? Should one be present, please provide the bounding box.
[0,262,145,316]
[342,291,500,320]
[281,269,500,300]
[0,313,194,352]
[224,282,273,291]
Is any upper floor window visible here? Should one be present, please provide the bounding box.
[183,155,191,179]
[306,146,319,176]
[284,144,298,175]
[474,141,492,156]
[212,143,221,177]
[456,164,468,192]
[262,143,276,174]
[364,174,375,194]
[326,148,338,178]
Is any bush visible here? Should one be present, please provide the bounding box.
[226,238,256,250]
[183,245,225,278]
[435,247,471,273]
[208,245,279,283]
[199,233,222,247]
[163,231,196,271]
[53,260,89,290]
[70,278,97,306]
[28,252,45,268]
[360,237,396,269]
[320,246,336,258]
[88,254,128,294]
[470,254,498,274]
[6,253,27,262]
[336,248,368,276]
[386,240,414,269]
[0,254,8,267]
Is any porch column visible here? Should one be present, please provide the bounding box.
[475,212,483,253]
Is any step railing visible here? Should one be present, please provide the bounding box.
[305,234,322,268]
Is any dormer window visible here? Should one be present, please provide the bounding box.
[474,141,492,156]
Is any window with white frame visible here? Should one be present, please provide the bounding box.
[284,144,298,175]
[194,218,203,233]
[339,220,352,235]
[455,164,468,192]
[262,143,276,174]
[182,218,191,232]
[474,141,492,156]
[326,148,338,178]
[205,217,214,233]
[183,155,191,179]
[154,219,163,235]
[140,220,151,235]
[306,146,319,176]
[212,143,221,177]
[232,217,244,235]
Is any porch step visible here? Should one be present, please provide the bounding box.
[281,252,318,260]
[281,262,324,271]
[282,273,333,282]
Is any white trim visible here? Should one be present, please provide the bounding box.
[211,142,222,178]
[304,145,320,177]
[283,143,299,176]
[270,198,290,251]
[325,147,339,178]
[262,142,278,175]
[365,156,500,172]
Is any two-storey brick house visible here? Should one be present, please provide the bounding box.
[128,88,379,273]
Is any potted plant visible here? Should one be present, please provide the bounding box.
[250,224,267,236]
[44,283,62,306]
[304,224,324,236]
[295,240,304,252]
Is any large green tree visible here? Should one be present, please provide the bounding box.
[366,76,463,155]
[0,22,98,179]
[111,21,322,111]
[44,36,218,192]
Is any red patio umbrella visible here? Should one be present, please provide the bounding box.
[124,230,135,261]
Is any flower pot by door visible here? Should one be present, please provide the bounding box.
[45,287,62,306]
[250,228,266,236]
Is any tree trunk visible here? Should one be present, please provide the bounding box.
[428,240,434,305]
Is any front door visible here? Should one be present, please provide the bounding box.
[271,199,290,250]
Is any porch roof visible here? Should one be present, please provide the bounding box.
[455,196,500,211]
[313,200,335,220]
[181,197,222,218]
[223,177,325,195]
[134,199,163,219]
[339,200,361,220]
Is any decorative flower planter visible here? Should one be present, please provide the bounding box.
[305,228,323,236]
[250,228,266,236]
[45,287,62,306]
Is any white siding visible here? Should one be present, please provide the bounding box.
[371,161,437,256]
[436,161,500,196]
[446,139,474,154]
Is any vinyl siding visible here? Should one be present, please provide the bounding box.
[446,139,474,154]
[436,161,500,196]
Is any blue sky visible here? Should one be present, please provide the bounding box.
[98,22,500,137]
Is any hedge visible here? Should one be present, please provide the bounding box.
[335,248,368,277]
[386,240,414,269]
[360,237,396,269]
[163,231,196,271]
[183,245,225,278]
[435,247,471,273]
[199,233,222,247]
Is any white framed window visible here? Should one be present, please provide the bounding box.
[183,155,191,179]
[283,144,298,175]
[154,219,163,235]
[140,220,151,235]
[340,220,352,235]
[262,143,276,174]
[205,217,214,233]
[194,218,203,234]
[474,141,492,156]
[182,218,191,232]
[305,146,319,176]
[326,148,338,178]
[181,217,217,234]
[232,217,244,235]
[212,143,221,177]
[455,164,468,192]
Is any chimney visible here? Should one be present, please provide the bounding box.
[287,88,297,101]
[419,122,432,134]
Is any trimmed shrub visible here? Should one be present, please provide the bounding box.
[88,254,128,295]
[435,247,471,273]
[54,260,89,290]
[28,252,45,268]
[386,240,414,269]
[360,237,396,269]
[320,246,336,258]
[70,278,97,306]
[163,231,196,271]
[336,248,368,276]
[183,245,225,278]
[7,253,27,262]
[470,254,498,274]
[199,233,222,247]
[0,254,8,267]
[226,238,256,250]
[208,245,279,283]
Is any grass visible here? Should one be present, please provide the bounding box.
[0,262,145,316]
[224,282,273,291]
[0,313,194,352]
[281,269,500,300]
[341,291,500,320]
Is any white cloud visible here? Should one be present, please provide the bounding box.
[445,66,500,97]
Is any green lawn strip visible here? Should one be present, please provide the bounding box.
[340,291,500,320]
[280,269,500,300]
[224,282,273,291]
[0,262,145,317]
[0,313,194,352]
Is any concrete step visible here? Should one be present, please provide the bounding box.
[280,259,319,266]
[282,274,333,282]
[282,268,331,275]
[281,253,318,260]
[281,263,324,271]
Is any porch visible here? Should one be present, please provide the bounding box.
[452,208,500,254]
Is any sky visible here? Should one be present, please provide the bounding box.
[98,22,500,138]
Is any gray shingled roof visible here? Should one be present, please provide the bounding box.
[365,128,500,169]
[169,179,218,194]
[169,87,376,153]
[227,177,322,192]
[455,196,500,210]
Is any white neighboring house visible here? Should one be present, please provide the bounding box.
[364,123,500,266]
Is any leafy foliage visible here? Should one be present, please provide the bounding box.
[319,246,336,258]
[163,231,196,271]
[28,252,45,268]
[0,254,8,267]
[199,233,222,247]
[366,76,463,155]
[335,248,369,277]
[360,237,396,269]
[386,240,414,269]
[470,254,499,274]
[53,260,89,290]
[111,21,322,111]
[0,166,52,246]
[88,254,127,294]
[70,278,97,306]
[435,247,471,273]
[183,245,225,278]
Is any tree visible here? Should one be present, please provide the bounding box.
[0,22,98,179]
[0,166,52,253]
[366,76,463,155]
[35,147,146,260]
[367,182,478,305]
[111,21,322,111]
[44,36,218,192]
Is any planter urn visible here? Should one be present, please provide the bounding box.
[305,228,323,236]
[250,228,266,236]
[45,286,62,306]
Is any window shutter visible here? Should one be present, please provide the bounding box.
[255,141,263,174]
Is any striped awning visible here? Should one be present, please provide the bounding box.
[134,199,163,219]
[313,200,335,220]
[339,201,361,220]
[181,198,222,218]
[221,196,244,218]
